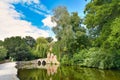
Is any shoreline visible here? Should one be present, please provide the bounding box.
[0,60,11,64]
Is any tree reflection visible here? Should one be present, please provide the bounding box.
[17,65,120,80]
[17,64,59,80]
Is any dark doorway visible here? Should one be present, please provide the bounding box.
[42,61,46,66]
[38,61,41,66]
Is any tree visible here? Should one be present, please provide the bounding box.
[51,6,91,65]
[4,36,33,61]
[0,46,7,60]
[46,37,53,43]
[0,40,3,46]
[70,12,81,32]
[52,6,89,55]
[102,17,120,51]
[33,37,48,58]
[78,0,120,69]
[15,43,32,61]
[70,12,90,52]
[84,0,120,48]
[24,36,36,48]
[52,6,70,41]
[52,6,73,59]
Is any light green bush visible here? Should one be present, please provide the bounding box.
[80,48,120,69]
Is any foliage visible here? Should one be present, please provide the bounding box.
[84,0,120,47]
[52,42,61,60]
[73,49,87,65]
[0,0,120,70]
[24,36,36,48]
[84,0,120,29]
[46,37,53,43]
[101,17,120,50]
[52,6,90,62]
[51,1,120,69]
[4,36,34,61]
[0,46,7,60]
[72,48,120,69]
[0,40,3,46]
[65,0,120,69]
[61,55,69,65]
[32,37,49,58]
[14,43,33,61]
[1,36,49,61]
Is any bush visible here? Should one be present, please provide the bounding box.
[61,55,73,66]
[80,48,120,69]
[61,55,69,65]
[73,49,87,65]
[71,47,120,69]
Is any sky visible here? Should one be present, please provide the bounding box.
[0,0,89,41]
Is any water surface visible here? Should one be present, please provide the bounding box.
[17,64,120,80]
[0,62,19,80]
[0,62,120,80]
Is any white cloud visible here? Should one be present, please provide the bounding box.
[0,0,49,40]
[3,0,50,15]
[45,29,57,41]
[29,7,46,16]
[34,4,50,13]
[3,0,40,4]
[42,15,57,28]
[27,3,50,17]
[52,36,57,42]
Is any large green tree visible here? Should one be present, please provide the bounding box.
[52,6,90,63]
[4,36,33,61]
[77,0,120,69]
[84,0,120,49]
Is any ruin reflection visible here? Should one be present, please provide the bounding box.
[17,64,59,80]
[17,65,120,80]
[46,64,59,76]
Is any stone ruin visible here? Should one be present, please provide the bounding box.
[46,53,59,64]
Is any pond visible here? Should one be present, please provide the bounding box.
[0,62,120,80]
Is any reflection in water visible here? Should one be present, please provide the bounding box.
[47,65,58,76]
[17,64,59,80]
[0,62,120,80]
[17,64,120,80]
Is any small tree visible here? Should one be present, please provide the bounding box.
[33,37,49,58]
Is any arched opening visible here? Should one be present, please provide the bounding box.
[38,61,41,66]
[42,60,46,66]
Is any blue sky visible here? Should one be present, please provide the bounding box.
[14,0,88,28]
[0,0,89,40]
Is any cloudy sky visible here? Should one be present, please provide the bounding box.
[0,0,89,41]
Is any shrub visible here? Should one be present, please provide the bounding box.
[71,47,120,69]
[73,49,87,65]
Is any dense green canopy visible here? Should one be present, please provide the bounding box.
[0,0,120,69]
